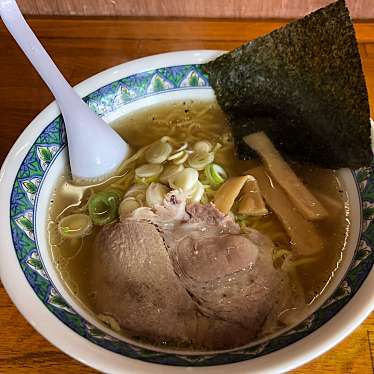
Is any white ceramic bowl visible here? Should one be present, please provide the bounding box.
[1,51,374,374]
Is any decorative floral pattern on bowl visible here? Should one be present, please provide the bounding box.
[9,64,374,366]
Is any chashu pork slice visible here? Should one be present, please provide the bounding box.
[90,220,198,343]
[90,191,305,349]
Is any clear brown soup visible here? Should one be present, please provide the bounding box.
[48,99,350,348]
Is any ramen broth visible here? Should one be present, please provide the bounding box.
[48,100,350,347]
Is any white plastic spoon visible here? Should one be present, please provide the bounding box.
[0,0,131,183]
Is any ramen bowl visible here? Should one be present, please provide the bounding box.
[0,51,373,374]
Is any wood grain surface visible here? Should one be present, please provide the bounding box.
[16,0,374,19]
[0,17,373,374]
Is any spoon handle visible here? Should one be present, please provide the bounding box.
[0,0,79,107]
[0,0,130,182]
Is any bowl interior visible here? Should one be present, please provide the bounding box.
[4,56,374,369]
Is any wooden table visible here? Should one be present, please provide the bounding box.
[0,17,373,374]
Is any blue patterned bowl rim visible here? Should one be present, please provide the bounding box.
[1,51,373,373]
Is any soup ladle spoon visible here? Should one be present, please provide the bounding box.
[0,0,131,184]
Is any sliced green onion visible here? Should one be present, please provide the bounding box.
[193,140,212,153]
[187,181,205,203]
[204,163,228,186]
[188,151,214,170]
[135,164,163,178]
[58,213,93,238]
[169,168,199,192]
[125,184,147,197]
[173,142,188,153]
[88,190,122,225]
[168,150,185,161]
[172,151,189,165]
[119,197,140,216]
[145,141,173,164]
[159,164,184,184]
[134,192,146,205]
[146,182,170,207]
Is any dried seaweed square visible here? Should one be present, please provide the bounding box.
[203,0,371,168]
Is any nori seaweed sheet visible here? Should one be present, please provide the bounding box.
[203,0,371,169]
